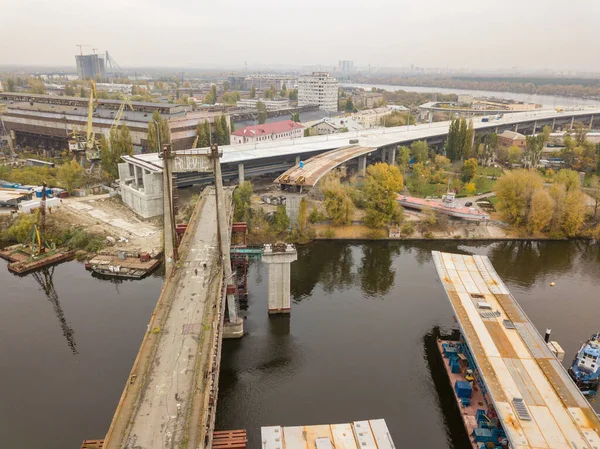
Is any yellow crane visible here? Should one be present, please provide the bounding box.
[84,79,99,161]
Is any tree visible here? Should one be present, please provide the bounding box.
[508,146,523,164]
[64,83,76,96]
[272,205,290,232]
[481,132,498,166]
[288,89,298,101]
[363,163,404,228]
[209,85,217,104]
[434,155,451,170]
[555,169,580,191]
[147,111,171,152]
[219,115,230,145]
[494,169,543,226]
[298,198,309,235]
[410,141,429,163]
[528,189,554,233]
[223,81,230,92]
[320,172,355,226]
[344,97,354,113]
[461,158,478,182]
[101,124,134,181]
[588,176,600,219]
[256,101,267,124]
[233,181,253,222]
[250,86,256,98]
[464,119,474,159]
[28,78,46,94]
[5,78,15,92]
[8,212,39,243]
[291,112,300,123]
[57,160,85,193]
[398,146,411,173]
[464,182,476,195]
[280,83,287,97]
[196,120,209,148]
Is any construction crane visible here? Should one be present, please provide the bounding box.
[25,182,51,255]
[31,266,78,355]
[76,44,93,55]
[67,80,99,165]
[0,109,15,156]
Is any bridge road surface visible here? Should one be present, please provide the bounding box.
[103,187,232,449]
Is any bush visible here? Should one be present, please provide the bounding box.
[401,221,414,236]
[322,228,336,238]
[308,206,326,224]
[424,231,434,239]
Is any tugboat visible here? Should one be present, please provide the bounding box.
[568,333,600,396]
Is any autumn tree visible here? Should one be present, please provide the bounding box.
[410,140,429,163]
[528,189,554,233]
[8,212,39,243]
[555,169,580,191]
[271,205,290,233]
[363,163,404,228]
[57,160,85,193]
[589,176,600,219]
[233,181,253,223]
[298,198,309,235]
[508,146,523,164]
[320,171,355,226]
[494,169,543,225]
[147,111,171,152]
[461,158,478,182]
[101,124,134,181]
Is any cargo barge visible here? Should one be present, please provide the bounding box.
[84,252,160,279]
[0,244,75,274]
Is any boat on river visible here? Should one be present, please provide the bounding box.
[568,333,600,396]
[396,192,490,221]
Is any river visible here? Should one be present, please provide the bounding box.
[342,82,600,109]
[1,241,599,449]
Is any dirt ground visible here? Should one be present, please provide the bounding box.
[58,194,162,254]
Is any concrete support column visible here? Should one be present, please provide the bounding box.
[285,192,304,228]
[358,155,367,176]
[262,244,298,314]
[429,111,433,123]
[590,115,594,130]
[570,116,574,130]
[134,165,141,187]
[552,118,556,130]
[532,121,537,135]
[161,149,176,275]
[514,123,519,133]
[381,147,387,163]
[389,146,396,165]
[295,155,301,166]
[238,163,245,185]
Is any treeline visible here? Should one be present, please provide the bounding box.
[354,76,600,98]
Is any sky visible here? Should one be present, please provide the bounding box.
[2,0,600,72]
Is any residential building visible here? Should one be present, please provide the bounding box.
[351,90,385,109]
[244,75,297,91]
[498,130,526,148]
[352,107,395,128]
[338,60,354,73]
[304,117,363,135]
[231,120,304,144]
[237,98,291,111]
[298,72,338,112]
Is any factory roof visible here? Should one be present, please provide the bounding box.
[232,120,304,137]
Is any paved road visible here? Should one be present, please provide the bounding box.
[116,188,228,449]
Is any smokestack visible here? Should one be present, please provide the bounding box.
[544,328,552,343]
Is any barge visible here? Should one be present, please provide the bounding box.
[0,244,75,274]
[432,251,600,449]
[569,333,600,396]
[397,192,490,221]
[85,252,160,279]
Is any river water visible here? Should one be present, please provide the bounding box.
[1,241,599,449]
[342,82,600,109]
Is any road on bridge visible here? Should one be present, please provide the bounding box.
[103,186,232,449]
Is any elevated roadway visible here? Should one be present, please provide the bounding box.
[103,186,233,449]
[433,251,600,449]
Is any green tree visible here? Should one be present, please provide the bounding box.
[209,85,217,104]
[28,78,46,94]
[460,158,478,182]
[363,163,404,228]
[264,88,274,100]
[291,112,300,123]
[280,84,287,97]
[8,212,39,243]
[5,78,16,92]
[410,140,429,163]
[214,116,225,145]
[344,97,354,112]
[398,146,411,173]
[250,86,256,98]
[508,145,523,164]
[219,115,230,145]
[233,181,253,222]
[196,120,210,148]
[64,83,76,96]
[445,117,471,161]
[288,89,298,101]
[298,198,309,235]
[223,81,230,92]
[57,160,85,193]
[320,172,355,225]
[272,204,290,232]
[101,124,134,181]
[464,119,474,159]
[147,111,171,152]
[256,101,267,124]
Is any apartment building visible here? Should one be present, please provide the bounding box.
[298,72,338,112]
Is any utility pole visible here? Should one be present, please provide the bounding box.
[211,143,239,324]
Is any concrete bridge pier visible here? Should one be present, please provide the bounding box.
[295,155,301,165]
[285,192,304,227]
[429,111,434,123]
[381,147,388,163]
[262,244,297,314]
[388,146,396,165]
[358,155,367,175]
[570,116,575,130]
[514,123,519,133]
[590,115,594,130]
[552,118,556,130]
[238,163,245,184]
[532,121,537,135]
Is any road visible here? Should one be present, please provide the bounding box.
[104,187,231,449]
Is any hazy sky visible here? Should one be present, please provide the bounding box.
[3,0,600,72]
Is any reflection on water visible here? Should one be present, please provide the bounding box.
[358,243,399,297]
[30,266,78,355]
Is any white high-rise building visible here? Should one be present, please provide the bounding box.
[298,72,338,112]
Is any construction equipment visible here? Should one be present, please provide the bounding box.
[0,108,15,156]
[68,80,99,164]
[25,182,52,255]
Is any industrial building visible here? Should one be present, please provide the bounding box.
[236,98,290,111]
[298,72,339,112]
[0,92,228,151]
[76,54,106,80]
[230,120,304,145]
